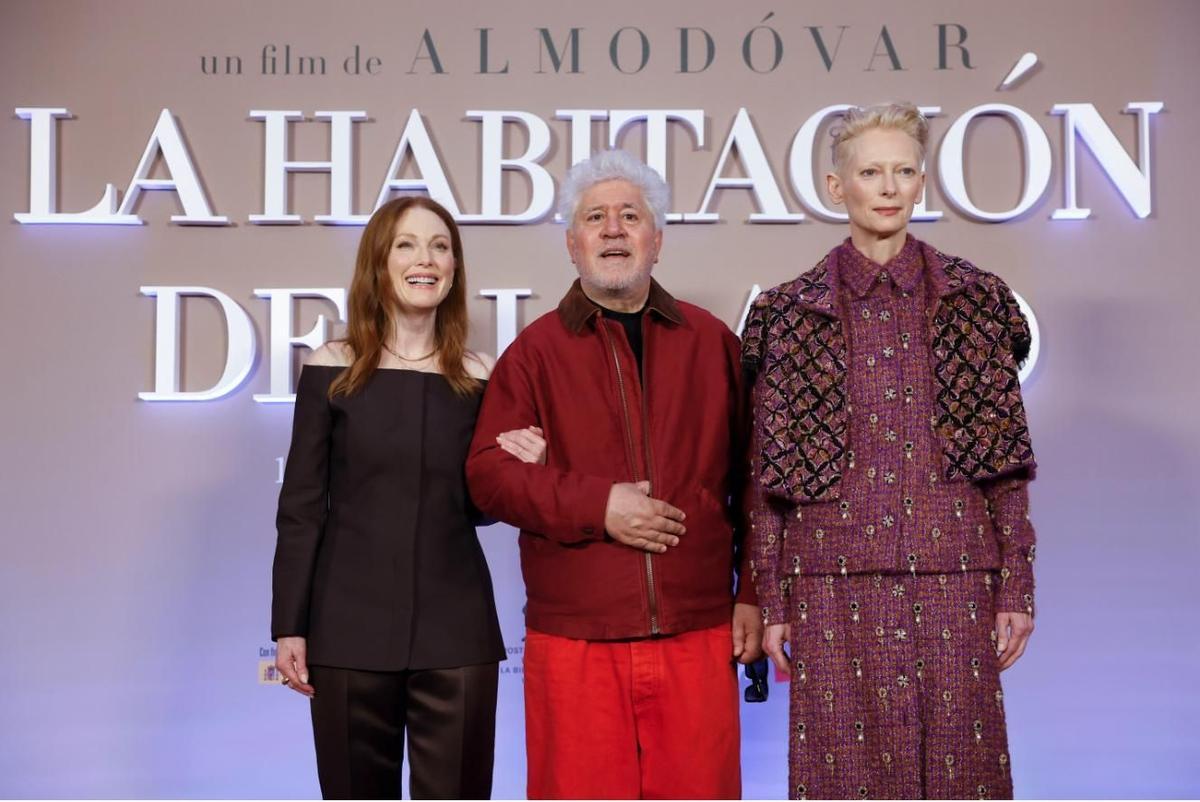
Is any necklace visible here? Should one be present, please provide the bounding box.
[383,342,437,362]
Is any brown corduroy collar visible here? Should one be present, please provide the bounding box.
[556,277,685,334]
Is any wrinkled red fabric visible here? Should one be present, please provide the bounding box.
[523,624,741,800]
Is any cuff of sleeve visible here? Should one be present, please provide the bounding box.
[735,572,757,606]
[571,475,614,542]
[995,567,1035,616]
[762,604,788,627]
[756,581,790,626]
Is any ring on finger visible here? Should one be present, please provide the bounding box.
[281,676,291,685]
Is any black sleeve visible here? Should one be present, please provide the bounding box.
[271,366,335,640]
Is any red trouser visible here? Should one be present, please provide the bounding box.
[524,623,742,800]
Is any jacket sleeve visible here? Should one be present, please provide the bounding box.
[746,366,791,625]
[271,366,334,640]
[725,329,757,607]
[982,277,1037,615]
[466,342,612,544]
[980,476,1036,616]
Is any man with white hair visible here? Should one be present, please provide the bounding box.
[467,149,762,799]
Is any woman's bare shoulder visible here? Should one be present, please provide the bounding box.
[306,341,353,367]
[464,350,496,380]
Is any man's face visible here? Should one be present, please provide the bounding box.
[566,179,662,301]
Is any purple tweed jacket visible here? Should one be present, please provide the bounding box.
[741,240,1035,504]
[743,237,1037,620]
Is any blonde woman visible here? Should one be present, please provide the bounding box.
[743,103,1037,799]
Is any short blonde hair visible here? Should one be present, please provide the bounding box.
[831,102,929,169]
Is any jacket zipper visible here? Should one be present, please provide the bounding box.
[638,317,660,636]
[599,319,660,636]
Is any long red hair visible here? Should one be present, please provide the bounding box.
[329,196,479,398]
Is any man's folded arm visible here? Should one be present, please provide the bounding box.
[467,349,611,544]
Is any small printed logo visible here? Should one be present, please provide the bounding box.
[259,659,283,685]
[258,645,281,685]
[500,644,525,677]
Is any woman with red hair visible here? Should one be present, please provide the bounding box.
[271,196,543,799]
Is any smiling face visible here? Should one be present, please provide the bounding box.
[827,127,926,241]
[386,206,456,313]
[565,179,662,308]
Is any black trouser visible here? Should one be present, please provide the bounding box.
[308,663,499,800]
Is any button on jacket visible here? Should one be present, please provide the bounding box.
[466,279,754,641]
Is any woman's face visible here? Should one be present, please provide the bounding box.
[386,207,456,314]
[827,128,925,240]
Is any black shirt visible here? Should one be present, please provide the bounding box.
[601,306,646,373]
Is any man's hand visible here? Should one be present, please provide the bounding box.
[604,481,686,553]
[763,622,791,676]
[496,426,547,465]
[275,636,315,698]
[995,612,1034,670]
[731,602,764,664]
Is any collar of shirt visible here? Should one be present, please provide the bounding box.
[837,234,925,299]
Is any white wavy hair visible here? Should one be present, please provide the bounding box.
[557,149,670,230]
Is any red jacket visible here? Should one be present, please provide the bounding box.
[466,278,755,640]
